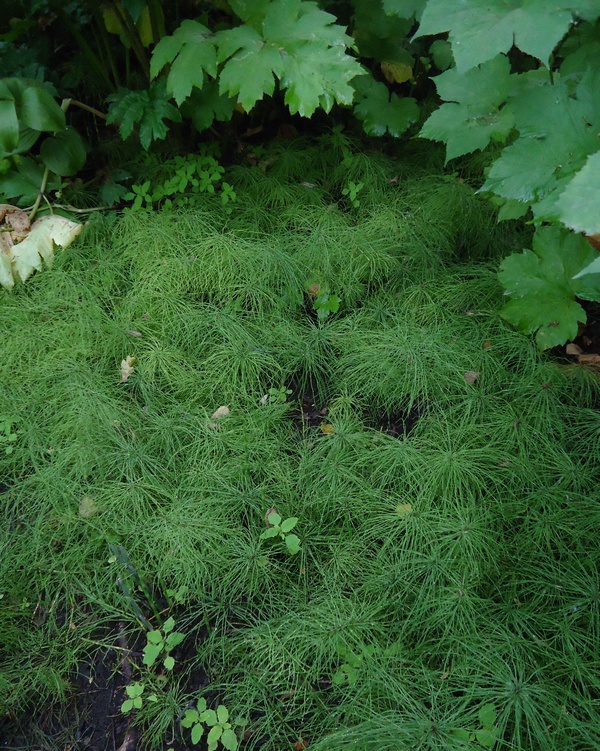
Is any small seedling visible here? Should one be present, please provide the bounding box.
[165,584,189,605]
[332,642,375,686]
[0,417,18,455]
[260,386,293,405]
[307,281,341,321]
[181,698,239,750]
[260,511,301,555]
[451,704,499,748]
[143,616,185,671]
[341,180,364,208]
[121,682,157,713]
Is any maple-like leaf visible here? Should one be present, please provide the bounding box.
[480,70,600,210]
[216,0,361,115]
[498,226,600,349]
[106,80,182,151]
[420,54,515,161]
[414,0,591,73]
[150,20,218,105]
[217,26,283,111]
[354,76,419,137]
[556,149,600,236]
[383,0,426,19]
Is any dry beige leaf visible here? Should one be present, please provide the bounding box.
[566,343,583,356]
[578,353,600,365]
[120,355,136,381]
[0,213,83,289]
[396,502,413,517]
[210,405,230,419]
[79,495,98,518]
[308,283,321,299]
[464,370,480,384]
[6,208,30,237]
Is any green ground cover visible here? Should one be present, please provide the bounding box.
[1,138,599,750]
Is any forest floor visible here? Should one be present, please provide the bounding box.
[1,138,599,751]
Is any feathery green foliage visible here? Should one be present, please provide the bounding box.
[1,138,598,750]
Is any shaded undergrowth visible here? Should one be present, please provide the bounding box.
[1,136,599,751]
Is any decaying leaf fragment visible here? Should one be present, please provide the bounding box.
[211,405,230,420]
[120,356,136,381]
[0,209,82,290]
[464,370,480,384]
[207,405,230,429]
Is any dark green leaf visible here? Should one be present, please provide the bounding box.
[39,127,86,176]
[0,99,19,154]
[556,150,600,235]
[420,55,514,161]
[498,226,600,349]
[354,76,418,137]
[180,82,235,132]
[19,84,65,132]
[151,21,218,105]
[414,0,583,73]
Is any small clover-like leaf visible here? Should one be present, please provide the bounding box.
[191,722,204,745]
[200,708,218,725]
[221,726,239,751]
[166,631,185,649]
[217,705,229,724]
[163,616,175,633]
[266,511,282,527]
[163,654,175,671]
[181,709,200,728]
[260,527,280,539]
[285,533,301,554]
[146,630,163,644]
[207,724,223,749]
[121,698,134,712]
[143,642,162,666]
[280,517,298,533]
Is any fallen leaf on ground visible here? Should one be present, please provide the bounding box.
[464,370,480,384]
[578,354,600,365]
[320,423,335,435]
[396,502,412,517]
[566,343,583,356]
[211,405,230,419]
[120,356,136,381]
[0,212,82,289]
[79,495,98,518]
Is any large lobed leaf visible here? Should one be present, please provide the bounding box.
[106,80,182,151]
[216,0,362,116]
[419,54,515,161]
[415,0,599,73]
[150,20,217,106]
[480,70,600,215]
[353,75,419,137]
[498,226,600,349]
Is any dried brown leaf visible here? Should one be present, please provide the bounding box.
[578,353,600,365]
[464,370,480,384]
